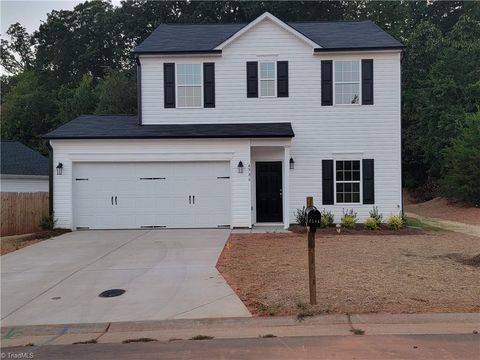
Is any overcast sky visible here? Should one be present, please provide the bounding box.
[1,0,120,34]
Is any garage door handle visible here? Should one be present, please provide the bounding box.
[189,195,191,204]
[193,195,195,204]
[111,196,113,205]
[115,196,117,205]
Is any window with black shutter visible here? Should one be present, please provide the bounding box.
[163,63,176,108]
[203,62,215,108]
[246,62,258,98]
[277,61,288,97]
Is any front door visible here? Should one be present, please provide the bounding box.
[256,162,283,223]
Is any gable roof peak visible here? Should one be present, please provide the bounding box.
[214,11,321,50]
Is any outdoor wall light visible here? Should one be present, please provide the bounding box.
[56,162,63,175]
[237,161,244,174]
[289,157,295,170]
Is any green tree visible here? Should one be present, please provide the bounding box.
[95,69,137,114]
[0,23,35,75]
[442,113,480,205]
[57,74,98,123]
[1,71,57,153]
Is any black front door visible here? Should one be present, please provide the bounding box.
[256,162,283,222]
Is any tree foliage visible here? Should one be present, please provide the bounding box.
[1,0,479,200]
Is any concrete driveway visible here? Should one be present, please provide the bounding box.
[1,230,250,326]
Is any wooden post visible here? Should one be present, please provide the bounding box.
[306,196,317,305]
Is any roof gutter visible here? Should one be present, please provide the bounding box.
[43,134,295,140]
[133,49,222,55]
[47,142,53,217]
[314,46,405,53]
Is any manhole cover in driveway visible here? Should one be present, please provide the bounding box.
[98,289,126,298]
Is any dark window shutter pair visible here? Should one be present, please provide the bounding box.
[321,159,374,205]
[321,59,374,106]
[246,61,289,98]
[163,63,215,108]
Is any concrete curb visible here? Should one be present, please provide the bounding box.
[2,313,479,347]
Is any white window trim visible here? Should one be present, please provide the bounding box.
[333,60,361,106]
[175,63,203,109]
[258,61,277,98]
[334,159,362,205]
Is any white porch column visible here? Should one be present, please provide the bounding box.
[283,145,290,229]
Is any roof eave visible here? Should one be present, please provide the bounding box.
[314,46,405,53]
[134,49,222,55]
[45,134,295,140]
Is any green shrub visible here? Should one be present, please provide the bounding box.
[341,209,357,229]
[40,213,56,230]
[386,215,403,230]
[320,209,334,228]
[294,206,306,226]
[368,206,383,223]
[365,216,379,230]
[442,113,480,206]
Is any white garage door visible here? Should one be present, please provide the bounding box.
[73,162,231,229]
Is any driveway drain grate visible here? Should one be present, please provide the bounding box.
[98,289,126,298]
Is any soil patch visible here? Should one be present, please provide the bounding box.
[217,231,480,316]
[1,229,71,255]
[405,197,480,225]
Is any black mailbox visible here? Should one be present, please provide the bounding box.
[305,206,321,229]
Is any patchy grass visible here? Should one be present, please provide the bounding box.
[256,302,279,316]
[73,339,97,345]
[350,328,365,335]
[168,338,184,342]
[122,338,157,344]
[404,217,445,231]
[217,231,480,315]
[189,335,214,340]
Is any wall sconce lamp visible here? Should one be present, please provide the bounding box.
[289,157,295,170]
[237,161,244,174]
[56,162,63,175]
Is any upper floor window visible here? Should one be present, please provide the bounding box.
[177,64,202,108]
[334,60,360,105]
[259,62,276,97]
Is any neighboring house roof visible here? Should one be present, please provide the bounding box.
[1,141,49,176]
[44,115,295,139]
[134,13,404,54]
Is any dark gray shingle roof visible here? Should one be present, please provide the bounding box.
[44,115,294,139]
[134,20,403,54]
[1,141,49,176]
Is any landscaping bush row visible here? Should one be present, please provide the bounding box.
[294,206,405,230]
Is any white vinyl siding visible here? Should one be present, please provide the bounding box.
[259,62,276,97]
[86,18,401,224]
[334,60,360,105]
[176,64,202,108]
[0,177,49,192]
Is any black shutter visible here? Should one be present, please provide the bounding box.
[246,61,258,98]
[322,160,334,205]
[164,63,175,108]
[362,59,374,105]
[203,62,215,108]
[362,159,375,204]
[277,61,289,97]
[321,60,333,106]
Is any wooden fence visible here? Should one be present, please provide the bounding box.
[1,192,49,236]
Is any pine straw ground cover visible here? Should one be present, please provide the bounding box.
[217,231,480,316]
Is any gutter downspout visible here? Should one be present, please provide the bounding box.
[47,141,54,217]
[136,56,142,125]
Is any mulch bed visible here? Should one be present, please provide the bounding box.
[288,224,423,236]
[1,228,71,255]
[217,231,480,316]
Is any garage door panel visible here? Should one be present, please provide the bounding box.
[73,162,230,229]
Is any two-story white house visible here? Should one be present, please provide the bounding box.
[45,12,404,230]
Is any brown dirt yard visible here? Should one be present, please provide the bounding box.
[217,231,480,316]
[405,197,480,225]
[1,229,70,255]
